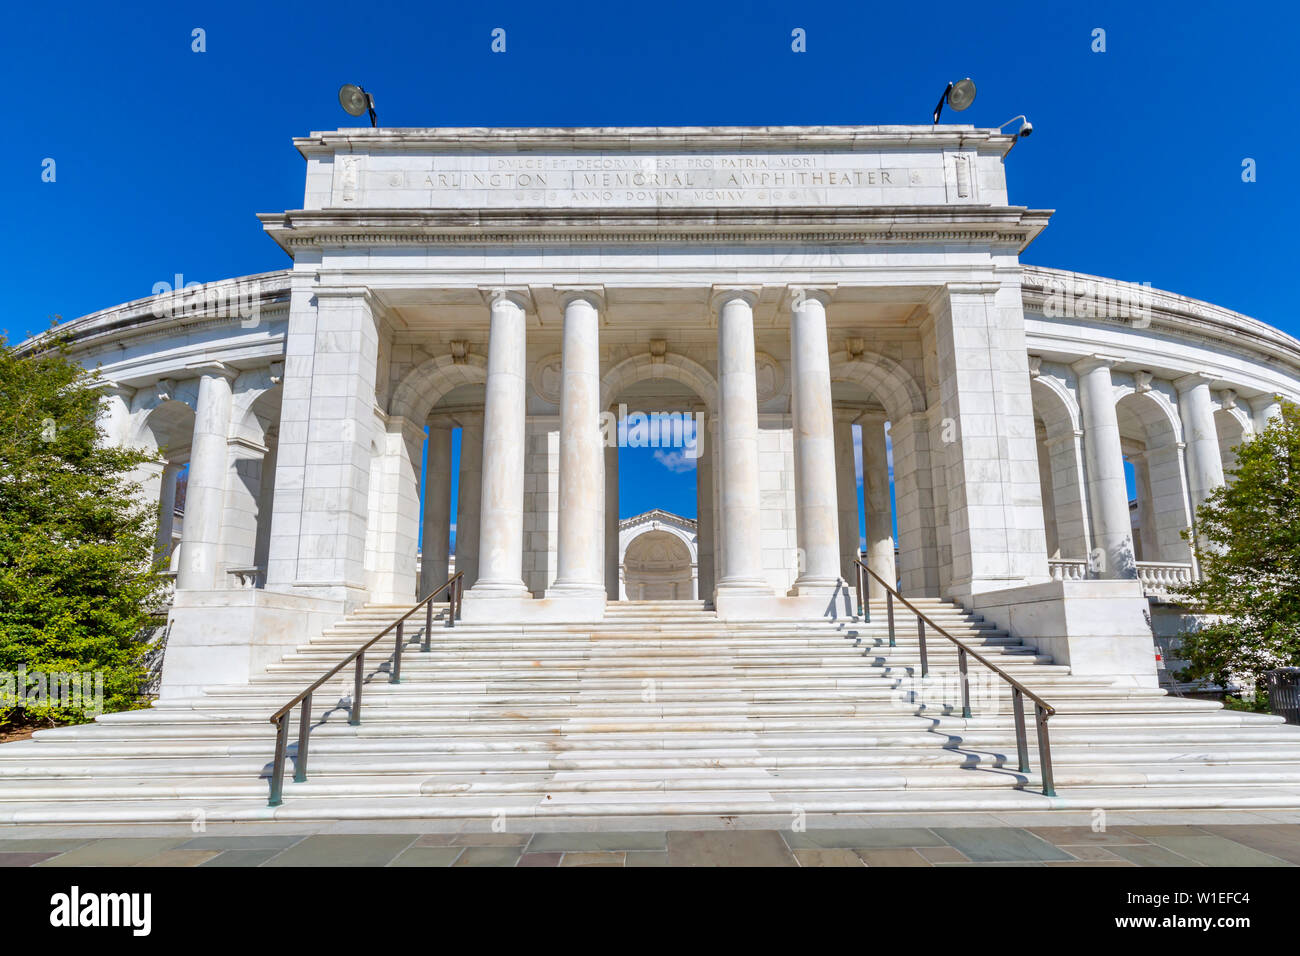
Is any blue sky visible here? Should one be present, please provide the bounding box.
[5,0,1294,533]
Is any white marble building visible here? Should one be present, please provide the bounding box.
[618,510,699,601]
[39,125,1300,700]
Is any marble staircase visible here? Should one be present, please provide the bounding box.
[3,598,1300,823]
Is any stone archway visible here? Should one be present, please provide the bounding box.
[618,510,699,601]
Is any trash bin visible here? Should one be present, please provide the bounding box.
[1264,668,1300,725]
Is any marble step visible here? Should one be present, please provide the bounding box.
[7,763,1300,804]
[13,784,1300,825]
[11,721,1298,758]
[7,740,1300,781]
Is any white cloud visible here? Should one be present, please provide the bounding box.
[653,449,697,473]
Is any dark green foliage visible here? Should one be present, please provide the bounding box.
[0,333,165,724]
[1175,401,1300,695]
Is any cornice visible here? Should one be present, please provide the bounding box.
[293,125,1018,157]
[1021,265,1300,372]
[259,206,1051,256]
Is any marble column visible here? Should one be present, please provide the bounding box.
[469,291,529,597]
[695,409,716,601]
[604,408,620,601]
[548,292,605,598]
[1073,357,1136,578]
[177,365,236,590]
[788,290,843,593]
[859,410,896,600]
[833,413,860,583]
[455,412,483,588]
[420,421,453,596]
[156,461,182,565]
[713,291,769,595]
[1175,374,1226,514]
[1250,395,1282,433]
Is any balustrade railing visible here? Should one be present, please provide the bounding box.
[265,572,465,806]
[852,558,1057,796]
[1135,561,1195,594]
[1047,558,1089,582]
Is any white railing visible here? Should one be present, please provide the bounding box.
[1136,561,1195,595]
[1048,558,1089,581]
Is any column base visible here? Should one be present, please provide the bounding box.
[460,590,606,624]
[789,575,846,597]
[715,585,855,622]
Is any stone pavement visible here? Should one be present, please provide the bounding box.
[4,819,1299,867]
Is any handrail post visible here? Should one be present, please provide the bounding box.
[1036,705,1057,797]
[455,577,463,622]
[917,616,928,678]
[854,562,864,619]
[1012,687,1030,773]
[391,621,404,683]
[423,599,433,651]
[886,591,896,648]
[268,713,289,807]
[958,647,971,719]
[294,693,313,783]
[350,653,364,726]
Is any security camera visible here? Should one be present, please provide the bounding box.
[998,115,1032,138]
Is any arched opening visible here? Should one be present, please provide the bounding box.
[605,368,710,603]
[1030,378,1089,565]
[1215,407,1249,480]
[373,354,488,603]
[225,384,282,585]
[621,526,695,600]
[133,398,196,572]
[829,352,928,597]
[1116,392,1193,565]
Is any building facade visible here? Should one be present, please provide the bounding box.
[44,125,1300,700]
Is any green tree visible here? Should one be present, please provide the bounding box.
[1175,400,1300,703]
[0,332,164,727]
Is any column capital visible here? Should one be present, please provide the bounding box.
[1248,393,1283,415]
[1071,354,1124,377]
[709,286,760,312]
[1173,371,1215,394]
[855,407,889,427]
[479,287,534,313]
[183,360,239,382]
[555,286,605,311]
[783,285,836,311]
[426,412,457,430]
[90,378,136,399]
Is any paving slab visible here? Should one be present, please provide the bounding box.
[264,835,415,867]
[931,828,1074,863]
[389,846,464,867]
[793,849,866,866]
[452,846,523,867]
[528,831,666,852]
[667,830,796,867]
[33,838,189,867]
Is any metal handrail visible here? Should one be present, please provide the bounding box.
[852,558,1057,796]
[266,572,465,807]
